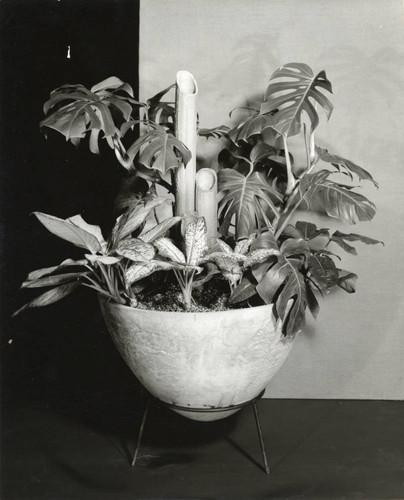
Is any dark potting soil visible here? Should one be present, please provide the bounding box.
[135,278,250,313]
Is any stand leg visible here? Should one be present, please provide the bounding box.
[253,401,270,475]
[131,397,150,467]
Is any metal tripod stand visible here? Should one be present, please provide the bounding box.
[131,390,270,474]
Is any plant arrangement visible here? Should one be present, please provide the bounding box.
[15,63,381,337]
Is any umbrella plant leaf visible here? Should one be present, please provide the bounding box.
[316,147,378,187]
[306,254,338,292]
[337,269,358,293]
[294,221,330,240]
[33,212,101,254]
[261,62,333,137]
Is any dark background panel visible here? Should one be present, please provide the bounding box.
[0,0,140,403]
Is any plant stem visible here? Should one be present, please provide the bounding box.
[283,136,296,196]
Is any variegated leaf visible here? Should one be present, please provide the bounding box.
[139,216,181,243]
[124,262,157,286]
[34,212,101,254]
[85,254,121,265]
[116,238,155,262]
[216,239,233,254]
[243,248,280,268]
[22,272,84,288]
[154,237,186,263]
[234,234,256,255]
[27,259,87,280]
[12,282,81,317]
[68,215,107,252]
[185,217,208,265]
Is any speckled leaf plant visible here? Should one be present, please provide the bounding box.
[15,64,382,336]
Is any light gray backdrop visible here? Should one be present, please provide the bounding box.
[139,0,404,399]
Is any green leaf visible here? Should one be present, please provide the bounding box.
[111,196,169,245]
[40,79,142,150]
[184,217,208,265]
[139,216,181,243]
[337,269,358,293]
[68,215,107,252]
[22,272,84,288]
[306,280,320,319]
[154,237,186,264]
[256,258,290,304]
[116,238,155,262]
[261,62,333,137]
[124,262,157,287]
[331,230,383,247]
[229,113,275,144]
[85,254,121,265]
[234,234,256,255]
[251,231,278,252]
[198,125,230,140]
[218,169,282,239]
[34,212,101,254]
[243,248,280,268]
[294,221,330,240]
[27,259,87,280]
[126,125,191,175]
[90,76,134,97]
[298,171,376,224]
[306,254,338,291]
[316,147,378,187]
[280,238,310,257]
[12,282,81,317]
[229,274,257,304]
[275,258,307,336]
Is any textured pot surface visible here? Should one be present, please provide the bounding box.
[99,297,295,421]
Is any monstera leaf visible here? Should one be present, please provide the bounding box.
[260,63,333,137]
[256,256,307,336]
[298,170,376,224]
[218,169,282,238]
[146,83,176,126]
[40,77,142,152]
[229,113,276,144]
[316,147,379,187]
[126,124,191,175]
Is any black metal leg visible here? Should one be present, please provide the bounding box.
[253,401,270,475]
[131,397,150,467]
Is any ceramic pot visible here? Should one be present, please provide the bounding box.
[99,297,295,421]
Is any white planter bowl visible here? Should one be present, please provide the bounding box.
[99,297,295,421]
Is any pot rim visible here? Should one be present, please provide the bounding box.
[98,294,275,319]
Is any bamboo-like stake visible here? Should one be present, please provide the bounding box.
[196,168,218,248]
[174,70,198,216]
